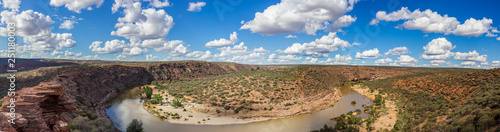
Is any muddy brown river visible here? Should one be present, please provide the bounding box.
[106,85,372,132]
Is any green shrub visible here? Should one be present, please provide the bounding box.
[126,119,144,132]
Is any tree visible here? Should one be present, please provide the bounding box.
[126,119,144,132]
[144,87,153,99]
[171,98,186,108]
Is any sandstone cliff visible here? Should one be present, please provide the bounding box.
[0,82,76,132]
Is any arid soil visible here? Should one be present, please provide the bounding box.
[352,84,397,131]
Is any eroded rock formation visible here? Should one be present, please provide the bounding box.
[0,82,76,132]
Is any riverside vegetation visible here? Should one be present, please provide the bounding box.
[1,59,497,131]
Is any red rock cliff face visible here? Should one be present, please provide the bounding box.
[0,82,76,132]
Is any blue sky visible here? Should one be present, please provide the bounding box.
[0,0,499,68]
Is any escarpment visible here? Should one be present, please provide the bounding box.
[0,82,76,132]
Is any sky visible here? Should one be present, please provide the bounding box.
[0,0,499,68]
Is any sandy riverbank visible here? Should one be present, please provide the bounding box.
[352,84,398,131]
[142,86,342,125]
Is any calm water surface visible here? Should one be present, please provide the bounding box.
[106,85,372,132]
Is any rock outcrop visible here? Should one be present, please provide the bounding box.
[0,82,76,132]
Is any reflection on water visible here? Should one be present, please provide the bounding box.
[106,85,372,132]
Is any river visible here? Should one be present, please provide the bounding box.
[106,85,372,132]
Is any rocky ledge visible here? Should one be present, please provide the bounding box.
[0,82,76,132]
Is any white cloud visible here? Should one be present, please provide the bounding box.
[122,47,146,56]
[64,50,82,57]
[240,0,359,35]
[421,38,455,61]
[395,55,418,66]
[454,51,487,62]
[153,40,185,52]
[277,32,356,57]
[140,38,166,48]
[227,52,267,64]
[460,61,477,66]
[59,20,76,30]
[302,57,320,64]
[429,60,447,66]
[82,55,100,60]
[89,40,128,54]
[146,54,159,60]
[187,2,206,12]
[205,32,238,48]
[385,47,409,56]
[285,35,297,38]
[0,10,76,53]
[486,32,497,37]
[186,50,212,60]
[330,15,357,31]
[111,8,175,40]
[497,37,500,41]
[50,0,104,13]
[2,0,20,10]
[267,54,303,63]
[492,61,500,67]
[170,44,190,56]
[144,0,170,8]
[375,58,393,65]
[355,48,381,59]
[327,54,352,64]
[215,42,251,57]
[452,18,493,36]
[51,50,63,56]
[371,7,494,37]
[492,27,500,33]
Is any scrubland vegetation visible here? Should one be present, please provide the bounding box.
[360,68,500,131]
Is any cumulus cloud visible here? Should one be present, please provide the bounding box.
[89,40,128,54]
[327,54,352,64]
[240,0,359,35]
[146,54,159,60]
[421,38,455,62]
[385,47,409,56]
[371,7,494,37]
[205,32,238,48]
[460,61,477,66]
[152,40,185,52]
[452,18,493,36]
[111,6,175,40]
[64,50,82,57]
[122,47,147,56]
[144,0,170,8]
[0,10,76,53]
[50,0,104,13]
[285,35,297,38]
[355,48,381,59]
[59,20,76,29]
[186,50,212,60]
[492,61,500,67]
[277,32,356,57]
[187,2,206,12]
[330,15,357,31]
[170,44,189,56]
[375,58,393,65]
[429,60,447,66]
[214,42,252,57]
[51,50,63,56]
[226,52,267,64]
[2,0,20,10]
[395,55,418,66]
[454,51,487,62]
[267,54,303,63]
